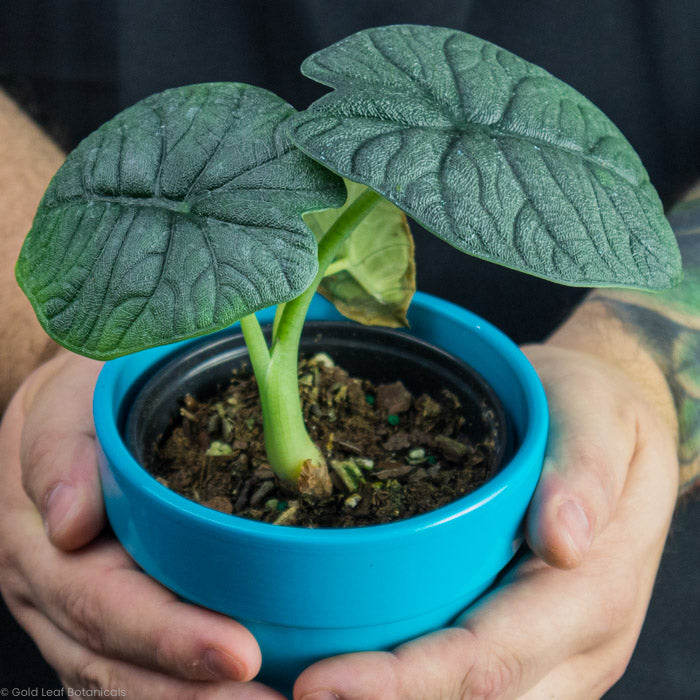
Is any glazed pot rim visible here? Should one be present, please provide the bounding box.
[94,291,548,544]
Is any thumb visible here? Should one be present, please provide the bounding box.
[19,353,105,550]
[523,346,637,569]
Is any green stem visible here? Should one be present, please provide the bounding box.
[260,326,327,488]
[256,188,383,488]
[271,302,286,342]
[240,311,323,490]
[239,314,271,387]
[323,259,349,277]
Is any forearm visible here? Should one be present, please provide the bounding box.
[552,187,700,495]
[0,90,64,412]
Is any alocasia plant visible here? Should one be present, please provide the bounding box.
[16,25,681,496]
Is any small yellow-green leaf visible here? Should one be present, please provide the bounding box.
[304,180,415,327]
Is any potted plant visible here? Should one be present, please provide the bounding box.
[15,25,680,693]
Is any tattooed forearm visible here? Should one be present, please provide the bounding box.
[591,193,700,494]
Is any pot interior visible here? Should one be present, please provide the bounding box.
[124,322,511,479]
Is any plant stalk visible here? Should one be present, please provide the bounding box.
[239,314,271,388]
[244,188,383,494]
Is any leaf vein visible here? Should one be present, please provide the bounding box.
[538,149,617,275]
[183,87,244,200]
[197,218,221,319]
[491,138,576,273]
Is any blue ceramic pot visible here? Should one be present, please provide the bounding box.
[94,291,548,693]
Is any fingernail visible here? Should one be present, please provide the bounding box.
[44,483,77,538]
[558,499,592,558]
[203,647,245,681]
[301,692,341,700]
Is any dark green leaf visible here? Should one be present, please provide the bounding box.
[289,25,681,289]
[16,83,345,359]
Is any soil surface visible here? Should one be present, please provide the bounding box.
[147,353,501,527]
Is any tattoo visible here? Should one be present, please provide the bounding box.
[593,194,700,495]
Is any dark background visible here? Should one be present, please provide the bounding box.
[1,1,698,696]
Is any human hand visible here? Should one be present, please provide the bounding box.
[293,330,679,698]
[0,351,284,698]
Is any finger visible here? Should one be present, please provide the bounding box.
[523,347,637,567]
[295,560,600,700]
[13,602,284,699]
[13,519,263,683]
[516,416,678,700]
[295,556,642,700]
[18,353,105,550]
[303,617,638,700]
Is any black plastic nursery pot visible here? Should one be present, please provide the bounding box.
[125,320,510,481]
[94,292,548,693]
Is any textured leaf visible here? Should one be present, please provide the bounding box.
[289,25,681,289]
[304,180,415,327]
[16,83,345,359]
